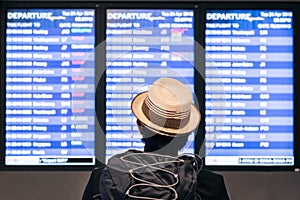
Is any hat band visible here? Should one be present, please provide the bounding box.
[141,97,190,129]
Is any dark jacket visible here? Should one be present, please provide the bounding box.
[82,150,230,200]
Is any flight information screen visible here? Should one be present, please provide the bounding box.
[106,9,195,159]
[5,9,96,166]
[205,10,294,166]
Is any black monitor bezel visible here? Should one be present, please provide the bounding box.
[102,2,199,162]
[0,1,299,171]
[196,1,299,171]
[1,1,101,171]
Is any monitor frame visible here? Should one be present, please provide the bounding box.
[0,1,299,171]
[196,1,300,171]
[1,2,101,171]
[102,2,199,162]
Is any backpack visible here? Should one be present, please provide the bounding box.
[84,150,202,200]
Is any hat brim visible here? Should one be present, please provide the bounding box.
[131,91,201,136]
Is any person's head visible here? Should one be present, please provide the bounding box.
[131,78,201,155]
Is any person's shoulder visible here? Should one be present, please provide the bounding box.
[107,149,141,162]
[197,169,227,187]
[196,169,230,200]
[109,149,141,158]
[198,169,225,181]
[82,165,106,200]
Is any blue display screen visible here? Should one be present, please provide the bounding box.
[4,7,295,167]
[5,9,96,165]
[106,9,195,160]
[205,10,294,166]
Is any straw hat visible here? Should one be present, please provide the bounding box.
[131,78,201,136]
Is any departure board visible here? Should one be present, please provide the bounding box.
[205,10,294,166]
[106,9,195,158]
[5,9,96,166]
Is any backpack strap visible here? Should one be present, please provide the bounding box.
[92,167,105,200]
[82,166,105,200]
[99,165,127,199]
